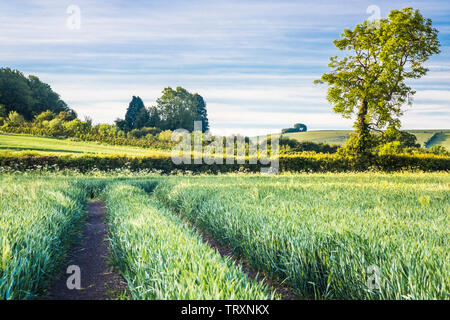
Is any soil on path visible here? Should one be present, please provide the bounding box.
[47,200,128,300]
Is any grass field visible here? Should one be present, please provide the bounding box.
[0,133,170,156]
[1,130,449,159]
[427,132,450,150]
[279,129,450,148]
[155,173,450,299]
[0,177,87,299]
[103,183,273,299]
[0,173,448,300]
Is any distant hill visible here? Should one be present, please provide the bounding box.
[261,129,450,149]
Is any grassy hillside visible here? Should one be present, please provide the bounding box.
[426,132,450,150]
[0,133,170,156]
[1,130,449,158]
[281,130,352,145]
[280,129,450,148]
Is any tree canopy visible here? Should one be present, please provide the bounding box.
[0,68,75,120]
[315,7,440,155]
[152,86,209,132]
[115,87,209,132]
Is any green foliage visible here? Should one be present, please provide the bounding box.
[315,7,441,154]
[56,110,77,122]
[0,151,448,174]
[380,127,420,148]
[34,110,56,124]
[103,183,272,299]
[281,123,307,134]
[378,141,405,155]
[338,131,379,158]
[0,68,75,120]
[279,137,337,154]
[194,93,209,132]
[429,145,450,156]
[0,178,87,299]
[7,111,26,127]
[124,96,146,130]
[154,174,449,299]
[0,105,6,118]
[154,87,209,132]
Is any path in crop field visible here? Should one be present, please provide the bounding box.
[47,200,128,300]
[167,206,298,300]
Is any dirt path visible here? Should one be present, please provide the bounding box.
[47,200,128,300]
[165,206,299,300]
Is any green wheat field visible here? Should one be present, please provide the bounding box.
[0,173,448,300]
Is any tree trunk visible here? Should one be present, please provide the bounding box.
[355,99,370,155]
[357,99,368,134]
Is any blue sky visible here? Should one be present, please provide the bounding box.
[1,0,449,136]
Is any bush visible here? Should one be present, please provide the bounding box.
[0,152,448,174]
[279,137,338,154]
[429,145,450,156]
[7,111,26,127]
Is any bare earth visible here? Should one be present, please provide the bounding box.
[46,200,128,300]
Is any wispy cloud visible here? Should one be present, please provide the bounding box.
[1,0,449,135]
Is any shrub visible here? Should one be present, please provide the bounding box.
[34,110,56,124]
[158,130,173,142]
[48,118,64,135]
[7,111,26,127]
[0,152,448,173]
[429,145,450,156]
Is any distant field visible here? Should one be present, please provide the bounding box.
[281,130,352,145]
[426,132,450,150]
[279,129,450,148]
[1,130,449,158]
[0,133,170,156]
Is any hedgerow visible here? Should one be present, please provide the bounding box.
[0,152,448,173]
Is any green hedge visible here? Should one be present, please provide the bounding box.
[0,152,448,173]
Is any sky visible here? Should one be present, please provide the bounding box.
[1,0,449,136]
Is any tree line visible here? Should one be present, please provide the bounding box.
[0,68,76,121]
[115,87,209,133]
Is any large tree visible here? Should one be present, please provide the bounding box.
[315,7,440,155]
[0,68,73,120]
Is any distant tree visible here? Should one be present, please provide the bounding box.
[315,7,440,155]
[124,96,146,130]
[154,87,209,132]
[0,68,75,120]
[281,123,307,134]
[0,104,6,117]
[194,93,209,132]
[0,68,33,119]
[147,107,161,128]
[134,107,150,129]
[28,75,70,117]
[293,123,307,132]
[114,118,129,132]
